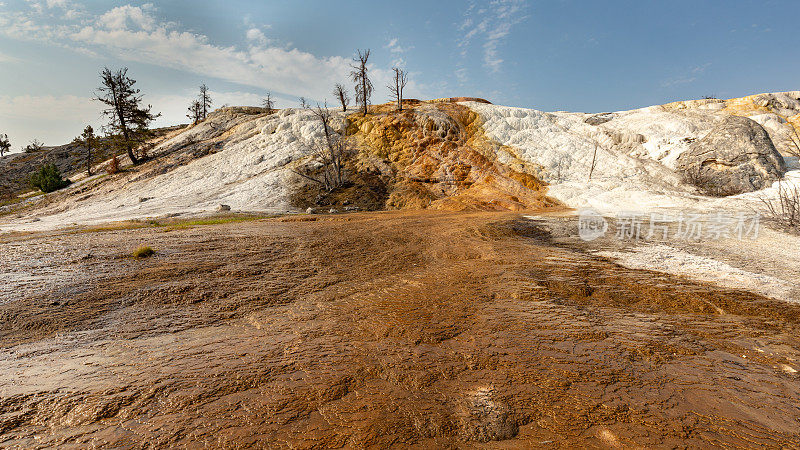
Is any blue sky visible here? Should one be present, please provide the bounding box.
[0,0,798,149]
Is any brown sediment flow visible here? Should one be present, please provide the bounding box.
[1,211,799,447]
[343,101,560,211]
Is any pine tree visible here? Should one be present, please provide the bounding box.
[94,67,159,164]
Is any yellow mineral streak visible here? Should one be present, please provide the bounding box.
[345,102,559,211]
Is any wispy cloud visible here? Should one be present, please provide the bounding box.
[24,0,82,19]
[0,2,431,145]
[660,63,711,88]
[384,37,412,68]
[0,3,405,102]
[0,51,19,63]
[457,0,528,74]
[246,28,268,46]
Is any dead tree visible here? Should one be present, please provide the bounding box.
[187,100,202,124]
[333,83,350,112]
[94,67,159,164]
[786,123,800,158]
[299,97,309,109]
[24,139,44,153]
[292,103,349,192]
[350,49,373,115]
[73,126,96,175]
[199,83,212,120]
[0,134,9,157]
[760,181,800,232]
[388,67,408,111]
[262,92,275,114]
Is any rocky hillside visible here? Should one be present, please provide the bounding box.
[0,143,95,200]
[0,126,185,201]
[1,92,799,231]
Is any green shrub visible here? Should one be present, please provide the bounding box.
[132,246,155,258]
[29,163,71,193]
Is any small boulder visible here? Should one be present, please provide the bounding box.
[217,204,231,212]
[457,387,518,443]
[584,112,615,125]
[675,115,786,195]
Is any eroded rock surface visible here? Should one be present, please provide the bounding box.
[1,212,799,447]
[676,116,786,195]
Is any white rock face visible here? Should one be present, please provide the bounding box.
[1,107,336,231]
[468,102,703,212]
[2,93,800,232]
[467,92,800,214]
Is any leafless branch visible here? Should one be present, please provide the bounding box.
[333,84,350,112]
[759,181,800,233]
[292,103,351,192]
[262,92,274,114]
[388,67,408,111]
[350,49,372,115]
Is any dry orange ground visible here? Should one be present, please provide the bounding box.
[1,211,799,448]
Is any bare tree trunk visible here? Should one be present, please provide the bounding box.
[350,49,372,116]
[199,84,212,120]
[294,104,350,192]
[361,75,367,115]
[108,78,138,164]
[388,68,407,112]
[396,77,401,111]
[116,106,136,164]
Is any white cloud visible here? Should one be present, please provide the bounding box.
[0,2,431,138]
[64,5,424,102]
[25,0,43,14]
[385,37,411,54]
[457,0,528,73]
[97,5,156,31]
[4,4,355,101]
[246,28,267,46]
[23,0,81,18]
[384,37,413,68]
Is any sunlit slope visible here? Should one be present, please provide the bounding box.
[2,92,799,231]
